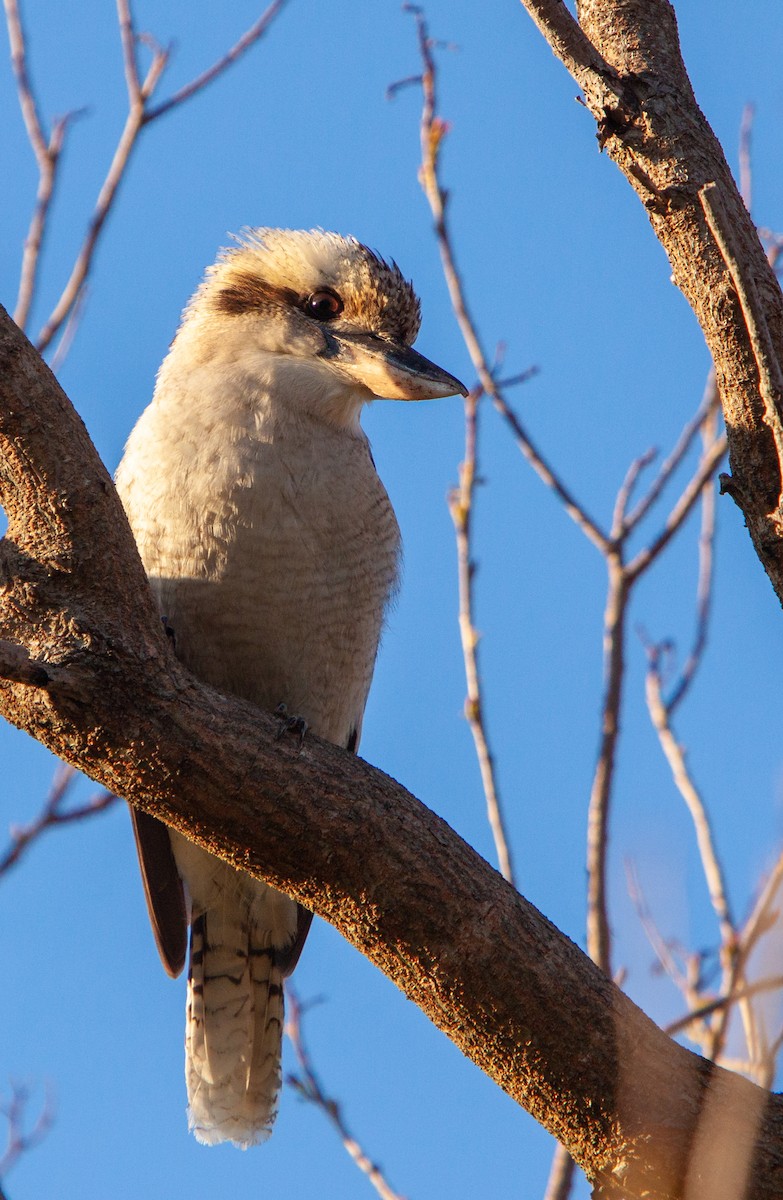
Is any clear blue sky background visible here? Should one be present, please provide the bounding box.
[2,2,783,1197]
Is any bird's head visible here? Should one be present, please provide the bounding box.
[180,228,466,423]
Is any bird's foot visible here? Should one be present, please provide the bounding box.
[274,703,308,747]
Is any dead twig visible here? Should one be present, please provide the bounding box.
[286,991,408,1200]
[404,8,517,886]
[0,764,117,878]
[0,1083,54,1182]
[5,0,288,353]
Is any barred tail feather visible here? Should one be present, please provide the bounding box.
[185,910,286,1148]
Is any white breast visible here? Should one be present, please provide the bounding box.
[116,354,401,748]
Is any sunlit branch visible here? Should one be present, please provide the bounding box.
[7,0,289,354]
[286,991,408,1200]
[402,6,516,885]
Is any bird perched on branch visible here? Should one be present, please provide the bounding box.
[115,227,466,1148]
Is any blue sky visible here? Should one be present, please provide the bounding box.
[2,2,783,1197]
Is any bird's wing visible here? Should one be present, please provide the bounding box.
[130,807,188,978]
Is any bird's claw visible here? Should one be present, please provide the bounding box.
[274,703,308,747]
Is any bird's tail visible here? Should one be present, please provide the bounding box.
[185,907,285,1148]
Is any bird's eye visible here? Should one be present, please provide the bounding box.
[305,289,343,321]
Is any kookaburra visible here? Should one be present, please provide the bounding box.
[115,228,466,1148]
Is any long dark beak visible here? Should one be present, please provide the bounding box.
[327,329,467,400]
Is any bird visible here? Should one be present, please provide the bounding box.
[114,227,466,1149]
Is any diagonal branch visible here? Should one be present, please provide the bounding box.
[286,991,408,1200]
[0,764,117,878]
[6,0,289,354]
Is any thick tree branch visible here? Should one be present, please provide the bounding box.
[519,0,783,606]
[1,313,783,1197]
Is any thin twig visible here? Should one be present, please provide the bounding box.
[739,102,754,213]
[624,374,721,534]
[144,0,288,121]
[116,0,142,104]
[586,556,626,975]
[645,660,735,948]
[625,432,727,582]
[21,0,288,353]
[611,448,657,538]
[447,387,515,883]
[0,1083,54,1180]
[543,1144,577,1200]
[0,765,117,877]
[626,861,693,997]
[49,283,89,374]
[397,8,609,555]
[406,9,516,884]
[3,0,82,329]
[286,991,408,1200]
[664,975,783,1037]
[667,386,719,714]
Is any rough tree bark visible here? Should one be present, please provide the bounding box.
[2,1,783,1197]
[521,0,783,604]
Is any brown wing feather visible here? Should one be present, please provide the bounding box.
[130,807,187,978]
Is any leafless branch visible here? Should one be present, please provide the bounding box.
[5,0,289,353]
[625,432,727,583]
[144,0,288,121]
[3,0,84,330]
[395,8,610,556]
[739,103,754,213]
[543,1144,578,1200]
[699,182,783,473]
[405,10,516,885]
[286,991,408,1200]
[0,764,117,878]
[586,556,626,975]
[116,0,142,104]
[446,387,515,884]
[0,1083,54,1181]
[623,374,721,535]
[665,976,783,1038]
[667,387,720,714]
[644,660,734,948]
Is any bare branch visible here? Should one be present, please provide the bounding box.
[144,0,289,121]
[644,660,734,948]
[665,977,783,1039]
[116,0,143,104]
[625,433,727,583]
[407,12,515,884]
[3,0,82,329]
[543,1144,578,1200]
[739,103,754,213]
[699,182,783,476]
[667,389,720,714]
[446,389,515,884]
[30,1,289,353]
[611,448,656,539]
[0,764,117,878]
[0,1083,54,1181]
[286,992,408,1200]
[624,375,721,535]
[586,557,627,975]
[397,8,610,555]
